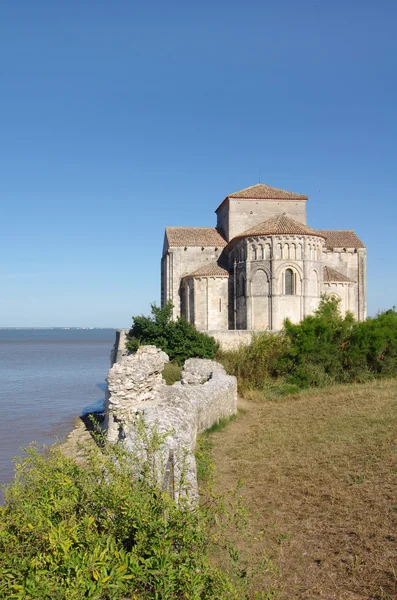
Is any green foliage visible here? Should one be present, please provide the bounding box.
[274,296,355,388]
[218,297,397,394]
[344,307,397,378]
[217,331,288,393]
[277,298,397,387]
[161,362,182,385]
[0,437,247,600]
[126,302,219,365]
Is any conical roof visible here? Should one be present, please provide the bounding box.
[232,213,325,240]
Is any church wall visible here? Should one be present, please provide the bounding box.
[186,276,228,330]
[207,277,229,330]
[235,252,248,330]
[192,278,207,329]
[216,203,229,241]
[321,282,352,316]
[240,235,323,331]
[225,198,307,241]
[322,247,366,320]
[250,265,271,330]
[273,295,303,330]
[163,246,223,319]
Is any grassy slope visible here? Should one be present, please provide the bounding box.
[207,378,397,600]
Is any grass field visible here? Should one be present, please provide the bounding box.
[206,378,397,599]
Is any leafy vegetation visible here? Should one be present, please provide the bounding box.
[126,302,219,365]
[217,330,289,394]
[0,432,254,600]
[218,297,397,393]
[161,362,182,385]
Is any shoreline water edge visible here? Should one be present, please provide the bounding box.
[0,328,116,501]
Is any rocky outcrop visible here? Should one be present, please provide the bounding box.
[104,345,237,501]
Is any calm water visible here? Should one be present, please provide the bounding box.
[0,329,116,501]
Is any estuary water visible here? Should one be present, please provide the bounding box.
[0,328,116,502]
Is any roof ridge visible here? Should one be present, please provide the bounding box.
[324,265,355,283]
[318,229,355,232]
[231,212,325,241]
[166,226,221,230]
[183,261,229,278]
[165,226,227,247]
[317,229,365,249]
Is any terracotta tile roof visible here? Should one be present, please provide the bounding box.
[216,183,308,212]
[323,266,355,283]
[228,183,308,200]
[232,213,326,240]
[165,227,227,247]
[183,262,229,278]
[317,230,365,249]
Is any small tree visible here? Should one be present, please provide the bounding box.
[126,302,219,365]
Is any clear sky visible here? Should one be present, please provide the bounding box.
[1,0,396,327]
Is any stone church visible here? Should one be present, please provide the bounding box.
[161,183,366,335]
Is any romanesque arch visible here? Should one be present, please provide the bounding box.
[251,268,270,330]
[275,263,303,296]
[236,271,247,329]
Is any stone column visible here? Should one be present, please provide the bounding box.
[357,248,367,321]
[302,237,309,318]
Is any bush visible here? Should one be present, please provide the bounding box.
[274,296,355,388]
[344,307,397,378]
[0,439,246,599]
[274,299,397,388]
[126,302,219,365]
[162,362,182,385]
[219,298,397,396]
[217,331,288,393]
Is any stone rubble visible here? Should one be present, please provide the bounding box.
[104,344,237,501]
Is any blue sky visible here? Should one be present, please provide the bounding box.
[1,0,396,327]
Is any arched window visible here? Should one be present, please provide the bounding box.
[252,245,257,260]
[259,244,264,260]
[285,268,294,295]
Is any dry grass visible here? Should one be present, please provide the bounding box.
[208,378,397,599]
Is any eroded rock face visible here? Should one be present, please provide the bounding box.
[181,358,226,385]
[104,345,237,501]
[104,345,169,443]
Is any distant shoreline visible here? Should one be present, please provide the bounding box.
[0,327,117,330]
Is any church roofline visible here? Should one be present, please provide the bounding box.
[316,230,366,249]
[165,227,227,247]
[226,213,325,244]
[183,262,229,278]
[323,266,356,283]
[215,183,308,213]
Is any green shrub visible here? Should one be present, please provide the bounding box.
[219,298,397,395]
[344,308,397,378]
[274,296,355,388]
[162,362,182,385]
[126,302,219,365]
[0,438,246,599]
[217,330,288,393]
